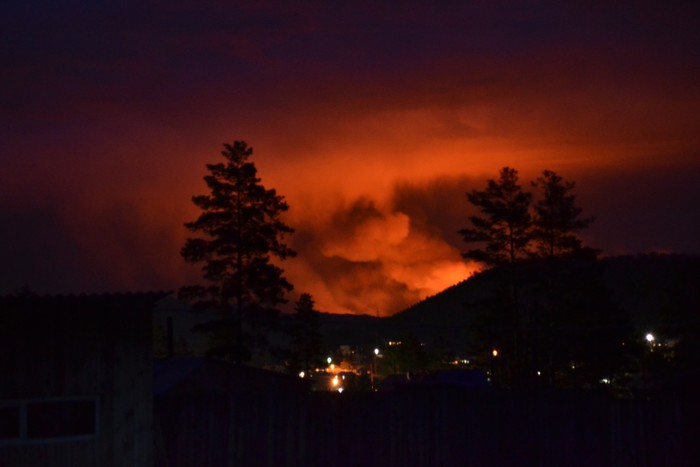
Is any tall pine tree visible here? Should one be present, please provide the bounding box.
[181,141,296,362]
[459,167,532,266]
[531,170,595,259]
[459,167,532,384]
[289,293,323,374]
[528,170,624,388]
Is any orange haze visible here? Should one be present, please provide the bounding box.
[2,2,699,315]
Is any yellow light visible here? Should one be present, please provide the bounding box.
[492,349,498,357]
[298,371,305,378]
[332,376,339,387]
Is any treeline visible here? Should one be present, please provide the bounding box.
[457,167,619,389]
[177,140,698,393]
[385,168,699,394]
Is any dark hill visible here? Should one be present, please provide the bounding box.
[317,312,383,350]
[319,254,700,355]
[601,253,700,332]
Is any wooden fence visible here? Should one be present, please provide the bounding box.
[155,389,699,467]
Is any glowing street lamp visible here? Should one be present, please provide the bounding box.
[645,332,657,352]
[490,349,499,387]
[371,348,379,390]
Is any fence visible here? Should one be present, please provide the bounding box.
[155,389,699,467]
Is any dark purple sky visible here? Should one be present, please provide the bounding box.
[2,1,699,314]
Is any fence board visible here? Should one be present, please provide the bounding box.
[155,390,698,467]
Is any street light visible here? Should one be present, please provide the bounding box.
[371,348,379,390]
[645,332,656,352]
[490,349,498,387]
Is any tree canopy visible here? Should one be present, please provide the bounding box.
[288,293,324,374]
[459,167,622,388]
[181,140,296,362]
[459,167,532,266]
[460,167,596,265]
[531,170,596,259]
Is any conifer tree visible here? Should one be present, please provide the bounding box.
[289,293,323,374]
[459,167,532,266]
[459,167,532,383]
[180,141,295,362]
[529,171,614,387]
[531,170,595,259]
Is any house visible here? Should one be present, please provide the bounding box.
[0,292,168,467]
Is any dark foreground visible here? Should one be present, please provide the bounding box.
[156,388,699,467]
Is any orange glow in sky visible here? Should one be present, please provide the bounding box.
[2,2,699,315]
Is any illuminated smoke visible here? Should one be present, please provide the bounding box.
[287,192,478,316]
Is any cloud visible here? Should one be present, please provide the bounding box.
[574,164,700,256]
[1,1,699,316]
[319,198,410,262]
[282,163,700,316]
[0,187,194,295]
[287,192,478,316]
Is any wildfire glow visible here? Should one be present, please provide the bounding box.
[2,3,698,316]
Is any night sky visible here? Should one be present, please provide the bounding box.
[2,2,699,315]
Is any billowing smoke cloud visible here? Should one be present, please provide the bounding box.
[2,1,699,316]
[286,183,480,316]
